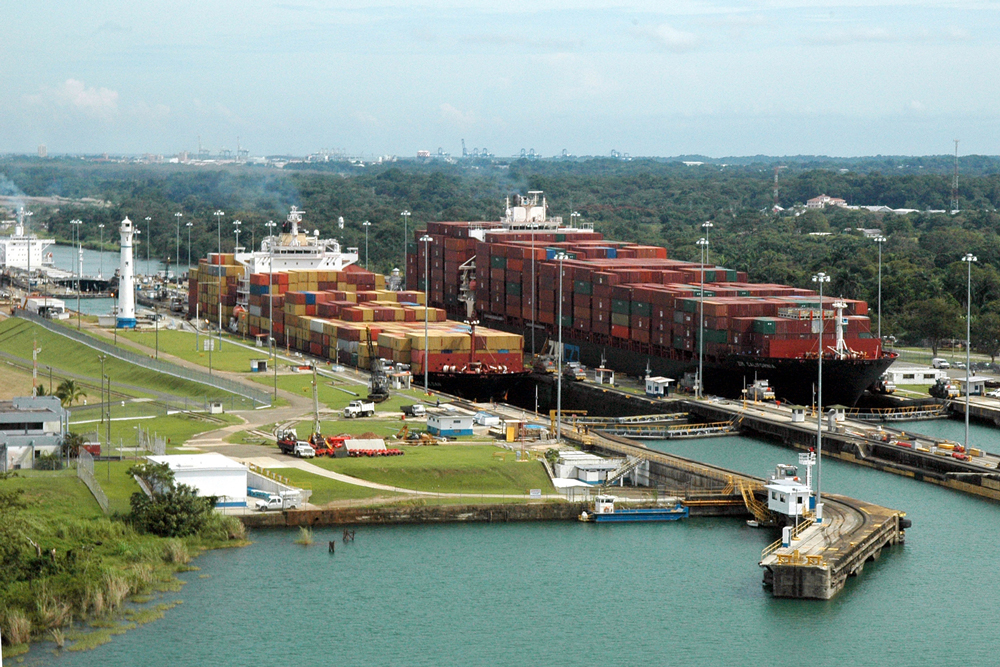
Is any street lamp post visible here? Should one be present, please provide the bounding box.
[70,219,82,329]
[363,221,371,270]
[555,252,569,441]
[186,221,193,279]
[812,271,831,523]
[144,216,151,268]
[962,252,977,454]
[874,235,886,344]
[696,237,709,398]
[98,223,105,279]
[233,220,242,251]
[400,210,410,274]
[174,213,182,285]
[266,220,277,398]
[701,221,714,265]
[213,210,224,340]
[420,235,433,393]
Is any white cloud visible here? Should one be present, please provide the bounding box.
[25,79,120,119]
[440,103,475,126]
[634,23,700,52]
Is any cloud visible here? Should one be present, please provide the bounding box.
[25,79,120,119]
[440,103,475,126]
[810,26,895,45]
[634,23,700,52]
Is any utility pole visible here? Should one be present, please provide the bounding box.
[952,139,960,212]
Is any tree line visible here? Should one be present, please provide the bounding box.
[4,155,1000,356]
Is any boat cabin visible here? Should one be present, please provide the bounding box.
[594,495,617,514]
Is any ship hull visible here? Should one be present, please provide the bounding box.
[426,371,531,402]
[508,322,893,406]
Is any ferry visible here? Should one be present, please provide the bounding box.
[579,495,689,523]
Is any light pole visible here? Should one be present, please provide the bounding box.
[186,221,193,279]
[874,235,886,345]
[962,252,977,454]
[420,234,433,393]
[363,221,371,270]
[554,252,570,442]
[696,237,709,398]
[98,223,105,279]
[70,219,82,329]
[701,221,714,265]
[144,216,151,268]
[401,210,410,274]
[812,271,831,523]
[266,219,277,397]
[174,213,182,285]
[233,220,242,251]
[214,210,225,254]
[213,210,224,338]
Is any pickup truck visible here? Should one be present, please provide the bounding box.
[254,493,302,511]
[344,400,375,418]
[401,404,426,417]
[277,439,316,458]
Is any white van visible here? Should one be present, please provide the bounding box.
[931,358,950,369]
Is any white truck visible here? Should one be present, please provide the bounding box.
[932,358,950,369]
[344,400,376,418]
[254,492,302,512]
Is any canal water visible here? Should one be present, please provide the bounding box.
[47,244,192,316]
[21,420,1000,666]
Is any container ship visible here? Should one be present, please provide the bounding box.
[187,208,527,401]
[406,192,896,407]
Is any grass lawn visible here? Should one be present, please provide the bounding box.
[83,459,145,514]
[2,469,105,523]
[292,418,411,440]
[118,329,270,374]
[0,361,41,400]
[0,319,243,402]
[267,467,386,504]
[306,444,552,494]
[70,413,241,451]
[253,370,435,413]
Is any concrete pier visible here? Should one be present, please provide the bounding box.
[567,430,907,599]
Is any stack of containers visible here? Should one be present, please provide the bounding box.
[406,221,882,362]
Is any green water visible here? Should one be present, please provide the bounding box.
[22,420,1000,666]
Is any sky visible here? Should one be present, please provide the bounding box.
[2,1,998,158]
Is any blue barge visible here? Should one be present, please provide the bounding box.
[579,495,689,523]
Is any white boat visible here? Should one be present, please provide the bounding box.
[0,208,54,271]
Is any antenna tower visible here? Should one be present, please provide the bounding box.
[773,165,786,212]
[951,139,960,211]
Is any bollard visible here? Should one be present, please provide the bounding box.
[328,541,335,553]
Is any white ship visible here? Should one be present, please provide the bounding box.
[233,206,359,309]
[0,208,55,271]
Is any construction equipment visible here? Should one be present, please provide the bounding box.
[366,326,390,402]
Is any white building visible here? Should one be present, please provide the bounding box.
[806,194,848,209]
[645,376,673,397]
[765,464,812,517]
[885,367,947,386]
[147,453,247,508]
[427,409,474,436]
[0,396,68,472]
[554,450,625,485]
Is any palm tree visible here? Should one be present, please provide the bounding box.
[33,384,48,397]
[55,379,87,407]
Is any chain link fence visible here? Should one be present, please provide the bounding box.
[77,448,109,514]
[14,309,272,407]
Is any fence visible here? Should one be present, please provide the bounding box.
[136,424,167,456]
[77,448,110,514]
[14,309,272,407]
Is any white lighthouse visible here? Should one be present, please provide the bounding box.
[117,217,137,328]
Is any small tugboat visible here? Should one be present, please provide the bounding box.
[579,495,689,523]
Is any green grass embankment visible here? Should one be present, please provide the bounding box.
[0,319,242,402]
[0,471,247,657]
[118,329,268,374]
[253,370,432,412]
[301,444,551,495]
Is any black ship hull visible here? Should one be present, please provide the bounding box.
[508,320,894,407]
[426,371,532,402]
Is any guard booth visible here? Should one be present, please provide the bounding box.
[209,400,225,415]
[250,359,268,372]
[595,367,615,386]
[957,377,988,396]
[645,376,673,397]
[789,406,806,423]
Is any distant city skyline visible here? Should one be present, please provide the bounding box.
[3,1,998,158]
